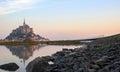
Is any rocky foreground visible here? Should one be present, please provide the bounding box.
[26,34,120,72]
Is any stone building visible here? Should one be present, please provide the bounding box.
[5,19,48,41]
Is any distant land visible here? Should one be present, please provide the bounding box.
[0,19,119,45]
[4,19,49,42]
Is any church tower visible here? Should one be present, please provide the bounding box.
[23,19,26,26]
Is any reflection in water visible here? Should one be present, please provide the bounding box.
[0,45,82,72]
[5,44,46,64]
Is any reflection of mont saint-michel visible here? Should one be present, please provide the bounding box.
[5,19,49,41]
[5,44,46,61]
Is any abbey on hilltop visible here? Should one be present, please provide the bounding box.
[5,19,48,41]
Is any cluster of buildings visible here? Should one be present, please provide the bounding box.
[5,19,49,42]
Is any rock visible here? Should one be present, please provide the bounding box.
[95,56,109,67]
[0,63,19,71]
[97,65,111,72]
[107,61,120,72]
[92,65,100,69]
[41,56,51,61]
[88,68,96,72]
[55,51,66,56]
[73,64,79,70]
[53,51,71,58]
[26,57,49,72]
[76,68,84,72]
[88,64,100,70]
[62,48,69,51]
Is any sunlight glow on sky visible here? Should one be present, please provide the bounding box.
[0,0,120,40]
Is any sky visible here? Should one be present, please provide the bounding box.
[0,0,120,40]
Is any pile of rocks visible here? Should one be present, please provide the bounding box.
[26,34,120,72]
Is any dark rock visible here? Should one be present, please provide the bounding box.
[76,68,84,72]
[87,63,100,70]
[95,56,109,67]
[0,63,19,71]
[55,51,66,56]
[41,56,51,61]
[26,57,49,72]
[62,48,69,51]
[88,68,96,72]
[107,61,120,72]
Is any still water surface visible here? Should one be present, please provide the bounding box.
[0,44,83,72]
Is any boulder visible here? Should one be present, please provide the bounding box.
[26,57,49,72]
[62,48,69,51]
[0,63,19,71]
[88,68,96,72]
[87,63,100,70]
[95,56,109,67]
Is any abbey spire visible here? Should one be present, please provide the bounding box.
[23,19,26,26]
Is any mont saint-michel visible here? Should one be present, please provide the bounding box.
[5,20,48,42]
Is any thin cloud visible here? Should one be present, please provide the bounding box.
[0,0,43,15]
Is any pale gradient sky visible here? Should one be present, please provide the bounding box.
[0,0,120,40]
